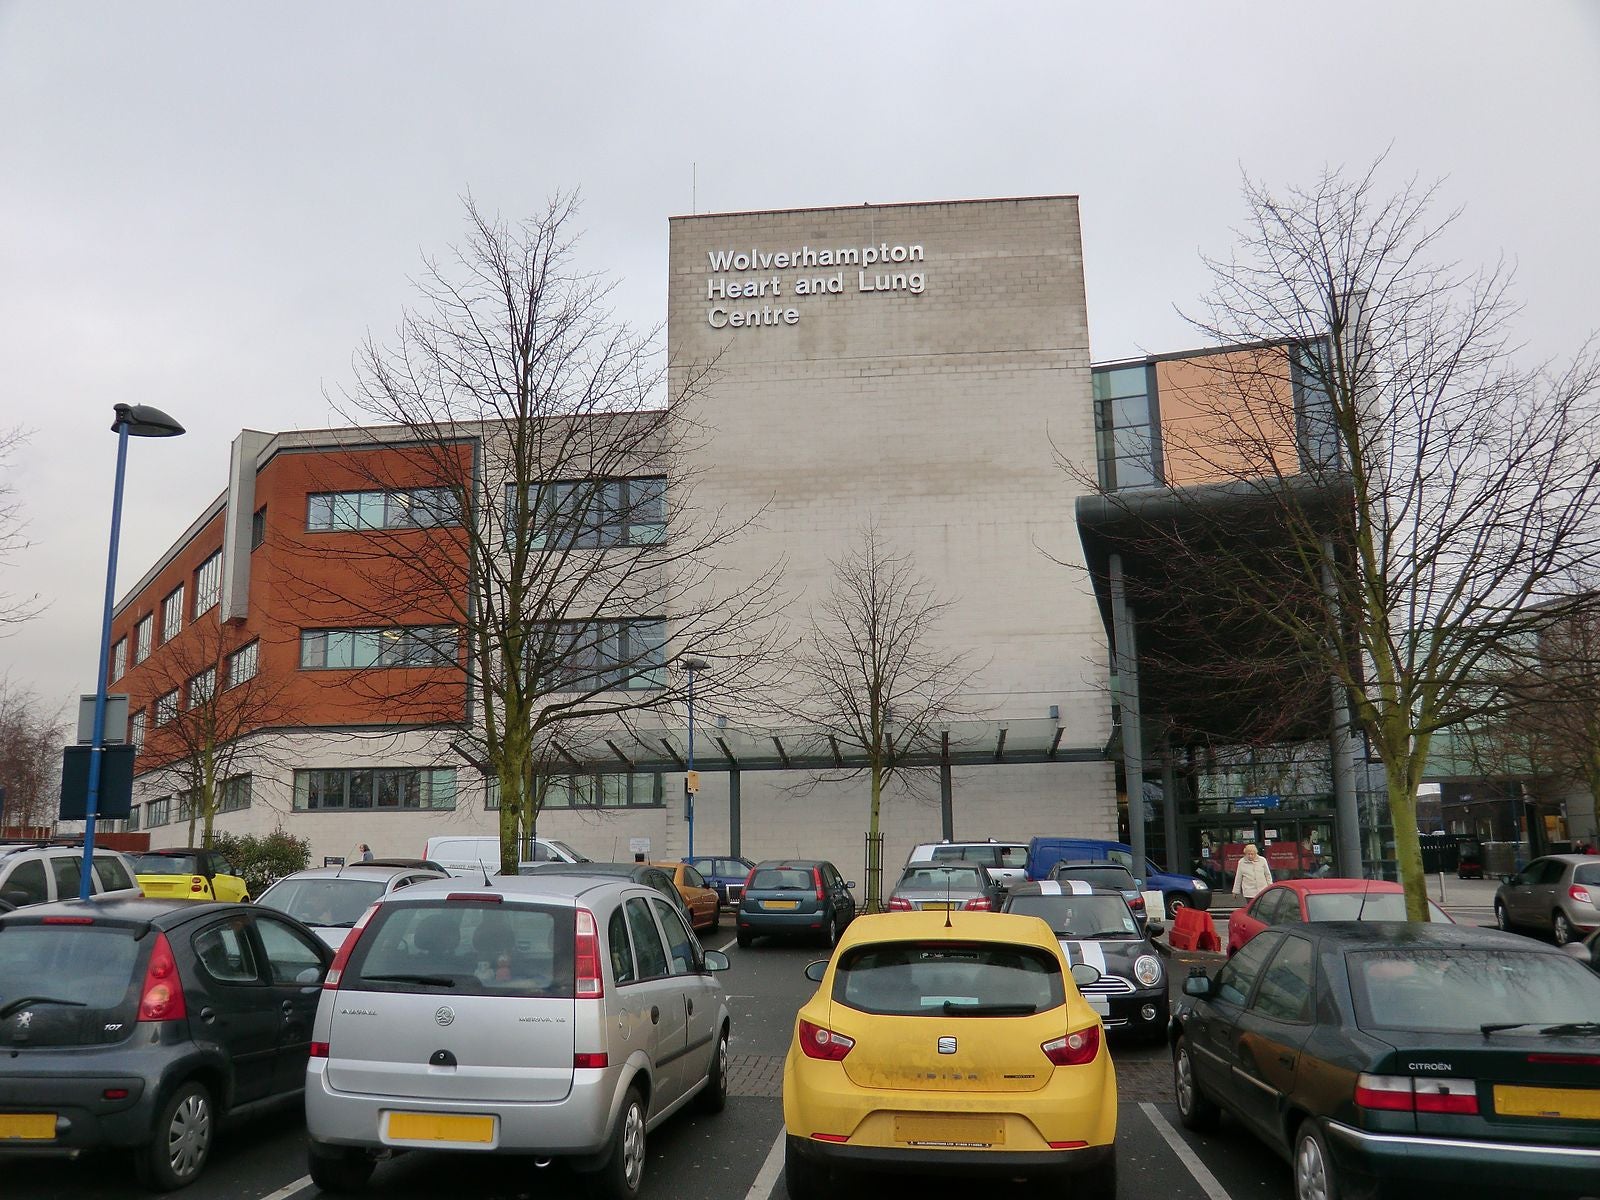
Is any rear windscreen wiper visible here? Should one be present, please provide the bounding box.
[1481,1022,1532,1036]
[941,1001,1038,1015]
[1,996,88,1019]
[1535,1022,1600,1036]
[360,973,456,987]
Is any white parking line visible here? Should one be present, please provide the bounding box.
[1139,1102,1232,1200]
[716,935,739,953]
[256,1177,312,1200]
[743,1127,788,1200]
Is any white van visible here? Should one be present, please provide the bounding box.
[423,835,589,877]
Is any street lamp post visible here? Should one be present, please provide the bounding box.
[681,656,708,860]
[80,404,185,899]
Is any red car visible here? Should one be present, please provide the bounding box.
[1225,877,1454,956]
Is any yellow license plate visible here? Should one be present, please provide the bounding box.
[919,902,953,910]
[763,900,799,910]
[1495,1086,1600,1120]
[893,1114,1004,1147]
[386,1112,496,1143]
[0,1114,56,1141]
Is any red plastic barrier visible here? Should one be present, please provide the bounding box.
[1169,906,1219,952]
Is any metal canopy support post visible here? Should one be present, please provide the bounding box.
[1322,538,1363,876]
[939,731,953,840]
[1162,749,1181,874]
[729,768,741,859]
[1108,553,1147,878]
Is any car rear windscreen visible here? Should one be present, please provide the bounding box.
[345,902,574,997]
[1304,893,1452,922]
[900,865,982,889]
[261,878,385,927]
[134,853,198,874]
[833,941,1065,1016]
[0,925,140,1045]
[1006,894,1138,937]
[751,868,812,890]
[1350,949,1600,1033]
[1055,866,1134,889]
[1574,863,1600,886]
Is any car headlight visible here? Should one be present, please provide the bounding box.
[1133,954,1163,988]
[1193,879,1209,890]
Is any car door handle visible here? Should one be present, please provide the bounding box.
[686,998,694,1016]
[282,1000,296,1016]
[650,1006,660,1024]
[198,1007,217,1024]
[1278,1054,1296,1067]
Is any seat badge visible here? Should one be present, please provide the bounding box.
[937,1036,957,1055]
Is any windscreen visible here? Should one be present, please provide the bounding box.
[1574,863,1600,886]
[1350,949,1600,1033]
[1055,866,1134,889]
[899,865,982,889]
[0,925,140,1045]
[134,853,198,874]
[1006,894,1138,937]
[751,868,812,890]
[260,878,385,927]
[833,941,1065,1017]
[1304,892,1452,923]
[345,901,574,998]
[547,840,589,863]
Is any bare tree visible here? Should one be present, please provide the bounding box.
[0,678,66,831]
[1074,160,1600,918]
[791,525,977,910]
[0,426,44,632]
[283,193,784,873]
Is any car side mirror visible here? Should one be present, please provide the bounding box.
[703,950,731,973]
[845,881,856,889]
[804,960,829,983]
[1069,962,1102,989]
[296,966,323,986]
[1183,971,1214,998]
[1559,942,1593,965]
[1147,921,1166,938]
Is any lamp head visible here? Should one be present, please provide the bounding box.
[680,656,709,673]
[112,404,185,438]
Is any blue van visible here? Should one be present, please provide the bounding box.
[1026,837,1213,916]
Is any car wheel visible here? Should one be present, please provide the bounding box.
[1293,1120,1340,1200]
[585,1086,646,1200]
[1173,1037,1220,1131]
[784,1135,831,1200]
[1166,894,1190,918]
[696,1026,729,1114]
[737,929,753,949]
[820,914,838,949]
[136,1080,213,1191]
[307,1144,375,1193]
[1554,911,1574,945]
[708,905,720,933]
[1495,901,1512,931]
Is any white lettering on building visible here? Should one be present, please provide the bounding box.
[703,243,928,328]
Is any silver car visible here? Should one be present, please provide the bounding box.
[256,864,447,947]
[303,875,733,1197]
[886,861,1001,911]
[1494,853,1600,945]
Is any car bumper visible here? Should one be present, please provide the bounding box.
[1322,1119,1600,1197]
[1100,989,1169,1034]
[0,1075,155,1153]
[738,908,827,933]
[787,1132,1113,1176]
[305,1060,620,1156]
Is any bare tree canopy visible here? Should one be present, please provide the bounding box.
[286,193,783,872]
[0,426,44,632]
[791,524,976,909]
[0,679,67,831]
[1078,159,1600,919]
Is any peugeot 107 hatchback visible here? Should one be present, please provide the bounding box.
[304,874,733,1198]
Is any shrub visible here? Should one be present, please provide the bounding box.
[212,826,310,897]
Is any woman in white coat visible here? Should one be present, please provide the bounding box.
[1232,843,1273,900]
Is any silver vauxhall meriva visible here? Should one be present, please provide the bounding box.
[304,874,733,1198]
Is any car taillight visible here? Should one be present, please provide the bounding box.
[1042,1026,1100,1066]
[1570,885,1593,906]
[798,1018,854,1061]
[309,1042,329,1058]
[190,876,206,894]
[813,867,826,902]
[137,933,187,1022]
[575,908,603,998]
[963,897,992,910]
[1130,894,1145,911]
[1355,1073,1478,1115]
[324,904,379,989]
[43,916,95,925]
[887,896,913,911]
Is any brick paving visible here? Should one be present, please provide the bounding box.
[728,1053,786,1098]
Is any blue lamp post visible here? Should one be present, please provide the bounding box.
[80,403,185,899]
[681,655,708,860]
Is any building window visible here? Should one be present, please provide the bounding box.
[161,585,185,643]
[111,638,127,683]
[154,690,179,726]
[129,709,147,751]
[1292,339,1340,472]
[299,626,459,670]
[292,767,457,812]
[187,667,216,709]
[147,798,171,827]
[125,805,141,832]
[306,488,461,532]
[251,506,266,550]
[1092,364,1158,491]
[175,790,195,824]
[194,550,223,617]
[218,774,253,813]
[488,772,663,810]
[535,618,666,691]
[510,476,667,550]
[135,615,154,664]
[228,641,259,687]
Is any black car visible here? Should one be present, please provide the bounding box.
[1172,922,1600,1200]
[0,897,332,1190]
[1048,860,1149,927]
[737,859,856,948]
[1002,880,1168,1040]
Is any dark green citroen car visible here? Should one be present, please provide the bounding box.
[1171,923,1600,1200]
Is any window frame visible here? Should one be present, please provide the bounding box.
[299,625,459,671]
[134,615,154,664]
[111,638,127,683]
[154,689,179,726]
[161,585,185,643]
[193,550,223,618]
[228,640,259,688]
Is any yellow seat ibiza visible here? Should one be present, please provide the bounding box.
[782,911,1116,1196]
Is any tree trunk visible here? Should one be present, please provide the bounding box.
[1385,762,1429,922]
[867,758,883,913]
[497,761,522,878]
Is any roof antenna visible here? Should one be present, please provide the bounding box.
[944,868,954,929]
[481,857,493,887]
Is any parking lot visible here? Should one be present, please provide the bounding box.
[5,925,1313,1200]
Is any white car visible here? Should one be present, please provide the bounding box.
[905,839,1030,889]
[256,864,446,947]
[423,835,589,877]
[0,841,143,908]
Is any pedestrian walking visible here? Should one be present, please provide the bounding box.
[1233,842,1273,900]
[357,842,373,862]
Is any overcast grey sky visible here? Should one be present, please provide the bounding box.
[2,0,1597,714]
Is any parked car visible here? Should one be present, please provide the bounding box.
[1002,880,1168,1040]
[886,861,1002,912]
[682,855,756,905]
[782,911,1116,1196]
[1564,926,1600,977]
[1226,878,1453,956]
[737,859,857,949]
[1493,854,1600,945]
[1171,923,1600,1200]
[645,861,720,932]
[302,874,732,1197]
[1047,861,1148,928]
[1026,836,1212,915]
[132,848,251,903]
[515,861,696,932]
[0,842,143,908]
[256,864,448,947]
[905,839,1030,889]
[422,835,589,877]
[0,896,332,1190]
